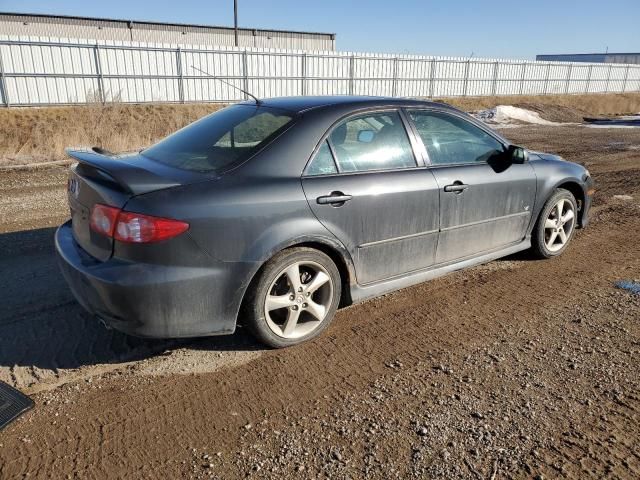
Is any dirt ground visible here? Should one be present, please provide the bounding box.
[0,124,638,479]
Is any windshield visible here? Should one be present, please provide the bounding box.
[141,104,294,173]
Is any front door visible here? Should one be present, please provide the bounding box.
[302,110,440,285]
[406,109,537,264]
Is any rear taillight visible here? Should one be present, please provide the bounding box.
[90,204,189,243]
[90,204,120,237]
[114,211,189,243]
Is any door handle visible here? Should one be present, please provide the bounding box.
[444,182,468,194]
[317,191,353,206]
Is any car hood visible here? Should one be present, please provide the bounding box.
[529,150,565,162]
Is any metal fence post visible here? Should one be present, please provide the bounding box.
[242,49,249,100]
[543,62,551,95]
[348,54,355,95]
[300,53,307,96]
[564,64,573,94]
[462,59,470,97]
[585,64,593,94]
[391,56,399,97]
[429,59,436,98]
[0,45,9,107]
[622,65,630,92]
[491,61,499,96]
[176,47,185,103]
[519,62,527,95]
[605,64,612,93]
[93,44,105,104]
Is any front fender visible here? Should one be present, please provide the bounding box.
[529,158,591,229]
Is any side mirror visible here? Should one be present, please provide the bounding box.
[506,145,528,164]
[357,130,375,143]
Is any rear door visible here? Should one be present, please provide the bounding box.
[301,110,440,285]
[406,109,537,264]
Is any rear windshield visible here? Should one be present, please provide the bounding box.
[141,104,294,173]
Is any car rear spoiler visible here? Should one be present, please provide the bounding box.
[65,147,181,196]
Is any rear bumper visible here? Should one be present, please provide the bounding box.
[55,221,255,338]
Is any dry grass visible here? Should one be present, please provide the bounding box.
[0,103,223,166]
[1,92,639,166]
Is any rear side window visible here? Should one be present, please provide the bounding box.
[328,111,416,173]
[306,140,338,175]
[142,105,293,173]
[408,110,504,165]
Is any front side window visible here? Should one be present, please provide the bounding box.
[142,104,293,173]
[408,110,504,165]
[328,111,416,173]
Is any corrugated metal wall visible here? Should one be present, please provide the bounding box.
[0,13,336,51]
[0,36,639,106]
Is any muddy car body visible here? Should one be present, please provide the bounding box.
[55,96,593,347]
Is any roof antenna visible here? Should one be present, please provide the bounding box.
[191,65,262,105]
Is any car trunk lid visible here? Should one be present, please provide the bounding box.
[66,148,203,261]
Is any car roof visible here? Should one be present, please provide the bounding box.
[238,95,461,114]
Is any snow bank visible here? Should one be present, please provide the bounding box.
[475,105,557,126]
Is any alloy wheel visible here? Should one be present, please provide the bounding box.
[264,261,334,339]
[544,198,575,252]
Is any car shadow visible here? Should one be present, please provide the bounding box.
[0,227,261,380]
[497,249,541,262]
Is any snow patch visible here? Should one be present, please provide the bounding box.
[475,105,557,126]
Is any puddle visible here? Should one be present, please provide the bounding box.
[584,115,640,128]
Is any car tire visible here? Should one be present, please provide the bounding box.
[531,188,578,259]
[243,247,342,348]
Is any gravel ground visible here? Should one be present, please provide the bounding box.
[0,124,638,479]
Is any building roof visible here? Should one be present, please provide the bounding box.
[0,11,336,38]
[538,52,640,57]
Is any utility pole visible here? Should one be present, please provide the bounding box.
[234,0,239,47]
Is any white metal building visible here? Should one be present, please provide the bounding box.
[0,12,336,51]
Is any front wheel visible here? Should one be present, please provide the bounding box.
[243,247,341,348]
[531,188,578,259]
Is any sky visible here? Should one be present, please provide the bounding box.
[1,0,639,59]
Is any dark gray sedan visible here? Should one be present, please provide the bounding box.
[56,96,593,347]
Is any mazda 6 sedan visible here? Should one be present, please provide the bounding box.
[56,96,593,347]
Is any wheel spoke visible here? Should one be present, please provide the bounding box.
[282,308,301,336]
[284,263,302,292]
[545,218,557,230]
[305,271,330,294]
[561,209,574,224]
[547,230,558,247]
[555,199,564,220]
[558,228,567,244]
[305,300,326,321]
[266,294,293,311]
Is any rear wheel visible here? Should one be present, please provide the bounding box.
[244,247,341,348]
[531,188,577,258]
